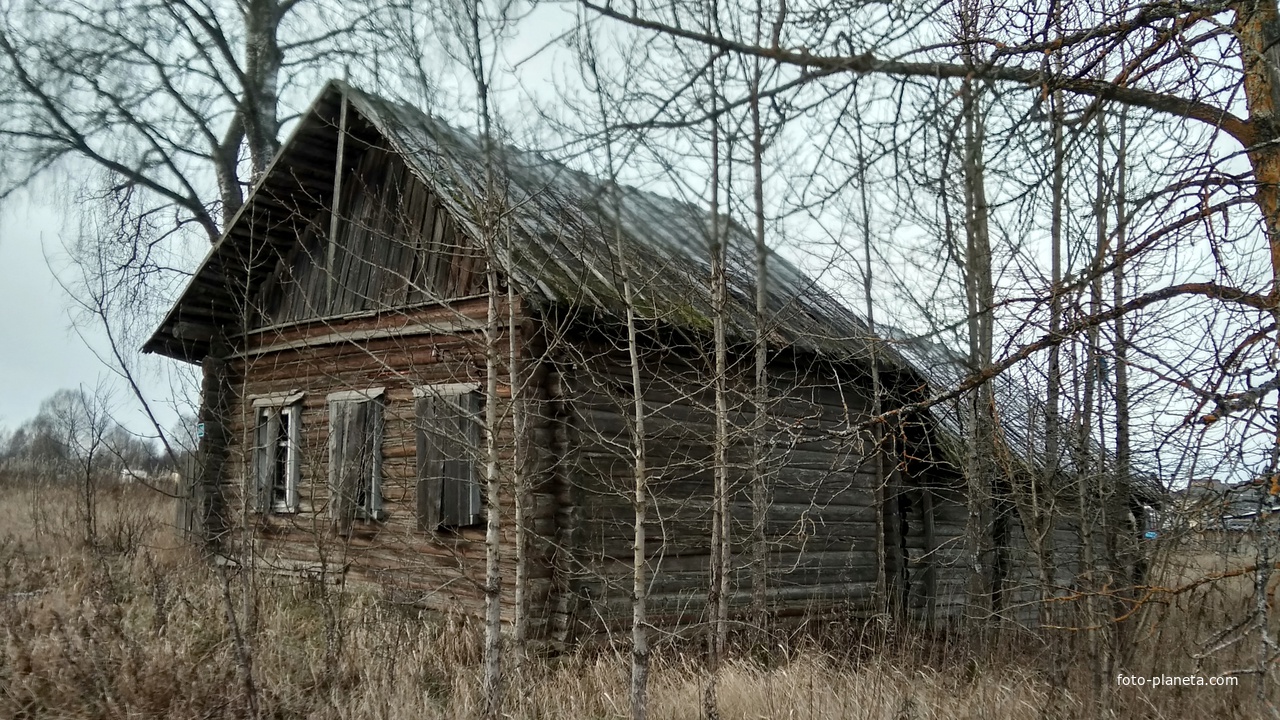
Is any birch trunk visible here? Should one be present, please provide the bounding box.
[580,31,652,718]
[704,84,729,720]
[624,225,650,720]
[748,55,770,641]
[508,272,528,677]
[469,4,502,714]
[482,265,503,720]
[961,68,994,623]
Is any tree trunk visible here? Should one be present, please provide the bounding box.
[1044,84,1064,523]
[855,116,899,615]
[704,84,729,720]
[961,67,994,623]
[1113,111,1137,600]
[470,7,502,714]
[748,55,770,642]
[1235,5,1280,700]
[1087,106,1114,715]
[508,275,529,679]
[482,264,503,720]
[242,0,283,178]
[194,344,232,545]
[625,234,650,720]
[582,31,652,717]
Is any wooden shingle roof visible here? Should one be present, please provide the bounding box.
[144,80,892,367]
[144,80,1157,488]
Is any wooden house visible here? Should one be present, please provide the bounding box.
[147,81,1117,645]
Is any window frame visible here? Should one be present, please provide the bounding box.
[250,391,304,515]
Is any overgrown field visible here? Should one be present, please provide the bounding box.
[0,481,1272,719]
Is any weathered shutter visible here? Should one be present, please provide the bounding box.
[328,401,353,533]
[458,391,482,524]
[416,396,444,530]
[441,392,482,526]
[415,388,482,528]
[252,410,278,513]
[330,396,384,529]
[364,399,384,518]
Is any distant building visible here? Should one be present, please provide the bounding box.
[1171,476,1280,534]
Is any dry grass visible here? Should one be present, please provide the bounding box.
[0,482,1274,719]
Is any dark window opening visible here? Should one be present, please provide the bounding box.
[272,410,291,507]
[253,402,300,514]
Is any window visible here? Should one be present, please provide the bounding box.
[415,383,483,530]
[251,392,302,514]
[328,388,385,532]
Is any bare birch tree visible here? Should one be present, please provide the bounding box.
[458,2,507,714]
[747,17,772,641]
[575,22,655,718]
[0,0,397,241]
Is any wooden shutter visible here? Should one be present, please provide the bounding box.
[328,401,353,533]
[252,410,278,514]
[416,395,444,530]
[363,399,384,518]
[452,391,482,525]
[416,389,482,529]
[344,400,368,515]
[285,404,302,511]
[440,392,481,526]
[329,397,383,532]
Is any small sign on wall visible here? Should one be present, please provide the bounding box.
[196,422,206,439]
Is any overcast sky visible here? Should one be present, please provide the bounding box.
[0,10,571,442]
[0,197,186,436]
[0,7,1255,482]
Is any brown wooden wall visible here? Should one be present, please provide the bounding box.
[215,298,563,640]
[545,329,1097,638]
[549,333,903,638]
[180,87,1116,644]
[253,126,483,328]
[197,119,1100,640]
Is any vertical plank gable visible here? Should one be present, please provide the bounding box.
[251,137,482,328]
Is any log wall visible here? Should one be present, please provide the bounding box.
[548,331,1094,637]
[217,299,563,640]
[551,336,900,638]
[214,299,1095,642]
[175,83,1120,645]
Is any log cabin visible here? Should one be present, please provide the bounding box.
[146,80,1135,647]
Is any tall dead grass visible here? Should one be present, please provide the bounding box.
[0,482,1272,719]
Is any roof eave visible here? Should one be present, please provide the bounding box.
[142,80,350,363]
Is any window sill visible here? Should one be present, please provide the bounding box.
[354,509,389,523]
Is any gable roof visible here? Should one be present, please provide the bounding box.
[144,79,889,367]
[144,80,1149,486]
